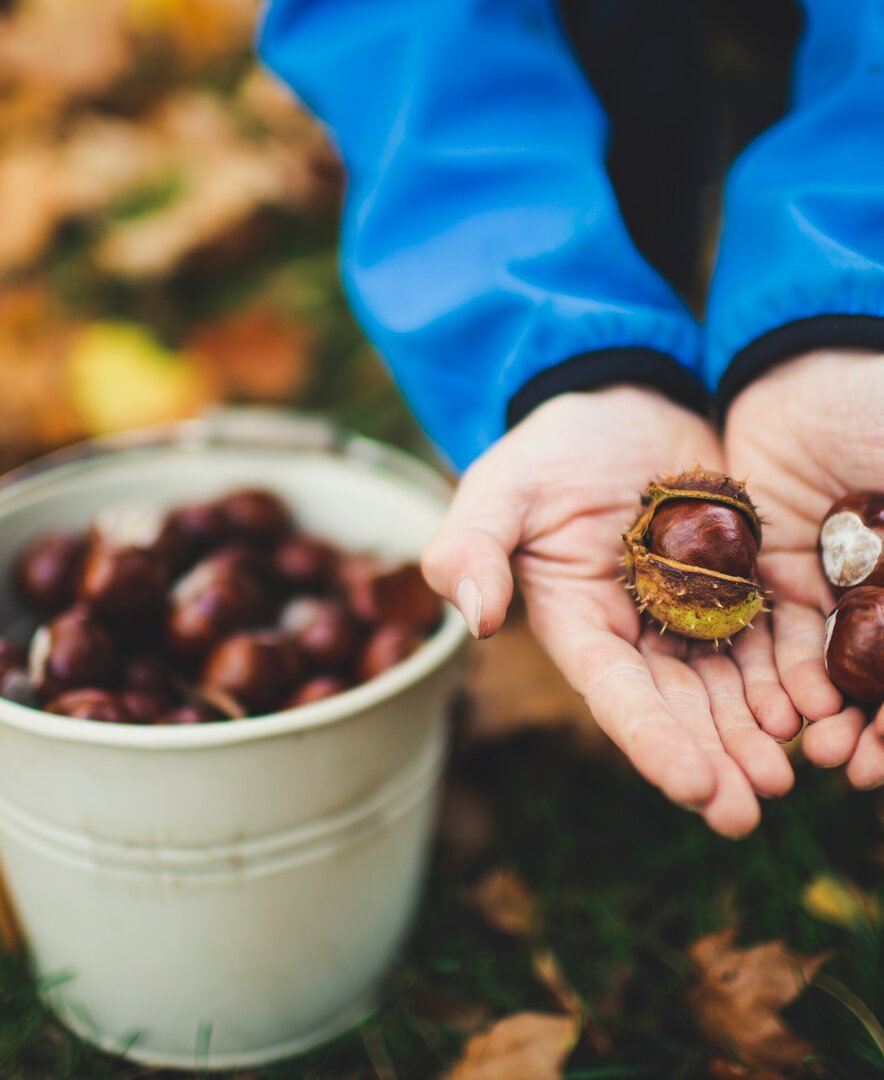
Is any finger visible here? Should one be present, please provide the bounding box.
[421,468,521,639]
[730,616,802,741]
[845,721,884,789]
[640,640,761,837]
[801,706,866,767]
[558,628,718,807]
[690,644,794,798]
[772,600,843,721]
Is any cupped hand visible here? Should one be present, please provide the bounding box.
[423,387,795,836]
[725,349,884,788]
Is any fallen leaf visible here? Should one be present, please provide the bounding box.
[687,927,827,1075]
[187,309,313,402]
[801,874,881,928]
[65,321,217,434]
[444,1013,578,1080]
[531,948,582,1018]
[460,869,537,940]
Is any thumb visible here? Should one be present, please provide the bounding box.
[421,470,521,639]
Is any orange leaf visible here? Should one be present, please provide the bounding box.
[687,928,827,1076]
[460,869,537,940]
[445,1013,578,1080]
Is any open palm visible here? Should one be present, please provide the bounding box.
[726,350,884,787]
[423,387,795,836]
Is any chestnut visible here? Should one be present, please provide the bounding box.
[0,669,40,708]
[91,503,188,574]
[274,536,338,591]
[29,607,115,691]
[358,625,422,682]
[166,555,272,661]
[824,586,884,703]
[282,675,349,709]
[79,543,167,623]
[202,632,299,714]
[45,688,135,724]
[167,501,231,562]
[121,652,176,695]
[119,689,175,725]
[279,598,358,669]
[0,639,27,681]
[14,532,86,615]
[343,560,443,630]
[217,489,293,544]
[646,499,758,580]
[819,491,884,592]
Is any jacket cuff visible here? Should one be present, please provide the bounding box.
[716,314,884,414]
[505,347,711,430]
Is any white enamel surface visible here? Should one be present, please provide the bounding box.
[820,511,882,588]
[0,426,468,1067]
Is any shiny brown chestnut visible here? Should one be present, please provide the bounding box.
[358,625,422,682]
[344,560,443,631]
[279,598,357,669]
[167,501,231,560]
[0,669,40,707]
[819,491,884,592]
[119,689,175,725]
[202,632,297,714]
[121,652,176,694]
[91,504,187,574]
[45,688,135,724]
[217,489,293,544]
[273,536,338,591]
[14,532,86,615]
[79,543,167,622]
[646,499,759,580]
[29,607,115,691]
[824,586,884,703]
[166,555,272,661]
[282,675,349,709]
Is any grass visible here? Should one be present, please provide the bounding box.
[0,726,879,1079]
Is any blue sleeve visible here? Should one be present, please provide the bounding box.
[258,0,703,471]
[706,0,884,405]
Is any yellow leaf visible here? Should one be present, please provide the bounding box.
[66,321,216,434]
[801,874,881,928]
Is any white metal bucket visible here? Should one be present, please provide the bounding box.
[0,411,468,1068]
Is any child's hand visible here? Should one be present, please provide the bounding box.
[423,387,795,836]
[726,349,884,788]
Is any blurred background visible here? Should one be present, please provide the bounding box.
[0,0,427,475]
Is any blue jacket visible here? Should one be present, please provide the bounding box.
[259,0,884,471]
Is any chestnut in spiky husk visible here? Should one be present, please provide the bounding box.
[824,586,884,703]
[819,492,884,593]
[623,469,764,641]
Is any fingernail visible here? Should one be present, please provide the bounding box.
[454,577,482,639]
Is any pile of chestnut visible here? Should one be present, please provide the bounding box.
[0,488,442,724]
[819,492,884,704]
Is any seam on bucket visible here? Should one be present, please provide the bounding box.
[0,731,445,880]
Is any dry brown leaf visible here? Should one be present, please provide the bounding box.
[445,1013,578,1080]
[0,143,60,272]
[0,0,131,101]
[464,616,604,748]
[187,309,312,402]
[436,781,495,871]
[688,928,827,1076]
[531,948,582,1018]
[461,869,537,940]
